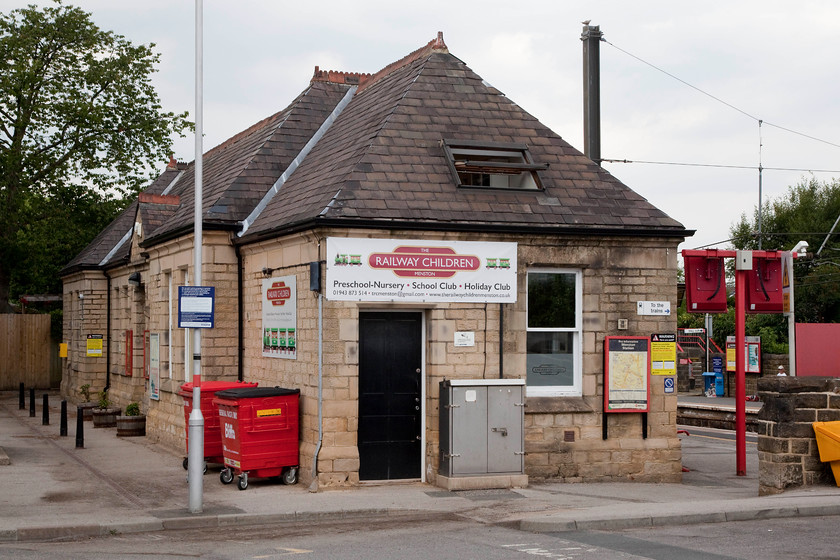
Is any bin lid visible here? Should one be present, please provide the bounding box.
[178,380,258,397]
[214,387,300,400]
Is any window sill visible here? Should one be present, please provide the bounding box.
[525,397,594,414]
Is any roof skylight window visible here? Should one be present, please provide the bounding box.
[443,139,547,190]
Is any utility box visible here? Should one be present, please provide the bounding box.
[438,379,527,490]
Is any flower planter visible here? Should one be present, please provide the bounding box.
[116,414,146,437]
[91,407,119,428]
[78,402,98,422]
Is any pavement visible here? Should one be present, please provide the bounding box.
[1,390,839,543]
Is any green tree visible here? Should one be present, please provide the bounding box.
[722,176,840,343]
[0,2,189,311]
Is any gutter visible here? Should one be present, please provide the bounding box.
[235,216,694,247]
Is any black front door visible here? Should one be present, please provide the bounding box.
[358,312,422,480]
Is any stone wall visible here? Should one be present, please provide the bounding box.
[762,353,789,377]
[61,271,108,402]
[237,230,684,487]
[60,230,242,456]
[65,226,684,487]
[756,376,840,495]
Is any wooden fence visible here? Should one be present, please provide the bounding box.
[0,314,55,390]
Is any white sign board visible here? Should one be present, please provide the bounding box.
[326,238,517,303]
[636,301,671,316]
[454,331,475,347]
[178,286,215,328]
[149,333,160,401]
[262,276,297,359]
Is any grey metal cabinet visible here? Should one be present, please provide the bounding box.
[439,379,525,477]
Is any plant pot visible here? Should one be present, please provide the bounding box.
[116,414,146,437]
[91,407,119,428]
[78,402,97,422]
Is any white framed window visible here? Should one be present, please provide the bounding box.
[526,269,582,396]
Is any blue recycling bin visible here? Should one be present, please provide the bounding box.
[715,371,725,397]
[702,372,716,394]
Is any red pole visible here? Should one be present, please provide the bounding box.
[735,266,747,476]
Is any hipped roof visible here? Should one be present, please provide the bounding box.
[62,33,689,276]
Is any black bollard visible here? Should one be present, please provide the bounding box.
[75,406,84,448]
[19,383,25,409]
[60,400,68,436]
[42,394,49,425]
[29,388,35,417]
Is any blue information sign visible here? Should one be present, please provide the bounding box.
[178,286,215,328]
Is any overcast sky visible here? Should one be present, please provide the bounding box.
[5,1,840,254]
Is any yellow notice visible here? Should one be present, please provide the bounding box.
[59,343,68,358]
[651,343,676,375]
[86,334,103,357]
[726,344,736,372]
[650,333,676,376]
[256,408,283,417]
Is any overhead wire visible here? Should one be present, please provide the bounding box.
[601,158,840,174]
[603,36,840,253]
[601,38,840,165]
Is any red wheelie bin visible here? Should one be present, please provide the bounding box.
[178,380,258,471]
[213,386,300,490]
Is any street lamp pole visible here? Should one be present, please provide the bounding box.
[187,0,205,514]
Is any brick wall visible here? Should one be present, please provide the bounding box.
[756,376,840,495]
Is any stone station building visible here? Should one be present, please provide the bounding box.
[61,33,692,488]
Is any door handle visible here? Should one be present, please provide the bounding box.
[491,427,508,437]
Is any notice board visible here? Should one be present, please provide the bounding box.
[604,336,650,412]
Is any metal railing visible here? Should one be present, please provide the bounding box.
[677,328,724,354]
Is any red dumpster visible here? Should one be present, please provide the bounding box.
[213,386,300,490]
[178,380,258,470]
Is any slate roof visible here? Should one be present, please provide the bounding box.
[242,34,688,240]
[60,167,181,273]
[63,33,689,277]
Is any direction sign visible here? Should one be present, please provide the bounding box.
[637,301,671,316]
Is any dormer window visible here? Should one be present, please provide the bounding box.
[443,139,548,190]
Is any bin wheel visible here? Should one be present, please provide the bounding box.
[282,467,298,485]
[220,468,234,485]
[183,458,208,474]
[237,474,248,491]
